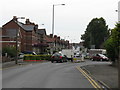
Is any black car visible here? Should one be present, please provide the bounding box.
[51,53,67,63]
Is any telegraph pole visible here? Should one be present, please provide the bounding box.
[15,17,25,64]
[15,29,18,64]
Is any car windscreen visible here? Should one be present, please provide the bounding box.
[98,54,106,57]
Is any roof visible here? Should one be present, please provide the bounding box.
[45,35,55,43]
[45,35,69,44]
[16,21,35,31]
[37,29,46,35]
[3,19,35,32]
[15,20,23,27]
[22,25,35,31]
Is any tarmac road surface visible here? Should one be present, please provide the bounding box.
[2,60,109,88]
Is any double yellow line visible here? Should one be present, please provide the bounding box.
[76,66,103,90]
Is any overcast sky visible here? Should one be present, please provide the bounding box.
[0,0,119,43]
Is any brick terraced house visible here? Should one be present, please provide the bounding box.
[2,16,39,53]
[45,34,70,54]
[2,16,70,55]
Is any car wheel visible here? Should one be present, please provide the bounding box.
[91,59,94,61]
[60,60,63,63]
[65,59,67,62]
[100,59,103,61]
[51,61,54,63]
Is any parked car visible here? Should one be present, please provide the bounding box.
[91,54,109,61]
[74,54,81,58]
[18,53,24,59]
[21,51,37,55]
[51,53,67,63]
[18,51,37,59]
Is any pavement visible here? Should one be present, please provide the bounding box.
[81,60,118,89]
[2,59,48,69]
[2,59,25,69]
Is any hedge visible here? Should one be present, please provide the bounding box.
[23,55,52,61]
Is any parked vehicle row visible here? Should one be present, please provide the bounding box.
[18,50,109,62]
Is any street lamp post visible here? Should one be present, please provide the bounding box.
[15,17,25,64]
[52,4,65,35]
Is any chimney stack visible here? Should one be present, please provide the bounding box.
[13,16,18,21]
[54,35,57,38]
[25,19,31,24]
[58,36,60,40]
[50,34,53,38]
[35,24,38,29]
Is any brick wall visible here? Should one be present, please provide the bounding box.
[2,19,34,52]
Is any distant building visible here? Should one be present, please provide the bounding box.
[45,34,69,54]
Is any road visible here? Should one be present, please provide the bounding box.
[2,60,107,88]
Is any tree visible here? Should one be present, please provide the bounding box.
[104,36,116,61]
[2,46,17,57]
[104,23,120,62]
[81,17,109,49]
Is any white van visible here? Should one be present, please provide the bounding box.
[61,49,74,60]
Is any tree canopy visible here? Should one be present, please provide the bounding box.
[81,17,109,49]
[104,22,120,62]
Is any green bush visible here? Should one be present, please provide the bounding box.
[2,47,17,57]
[104,23,120,62]
[24,55,52,61]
